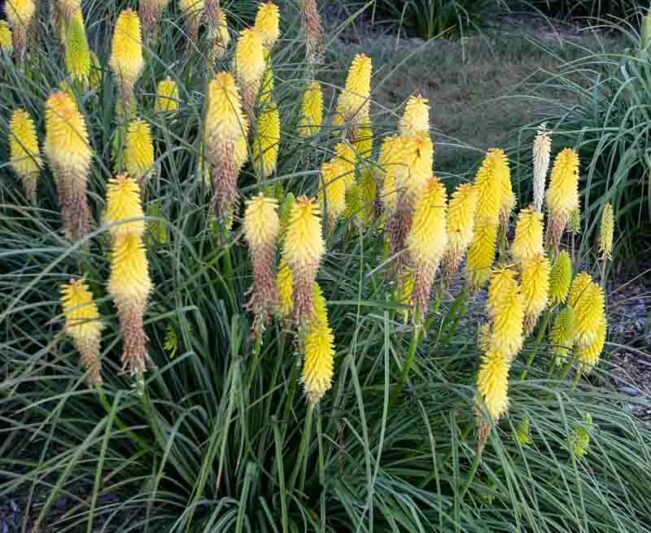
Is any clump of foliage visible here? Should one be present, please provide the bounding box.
[0,1,650,531]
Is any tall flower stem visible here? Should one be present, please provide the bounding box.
[389,316,422,406]
[519,311,551,381]
[288,402,314,493]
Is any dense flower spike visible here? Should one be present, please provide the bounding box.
[473,149,505,222]
[276,258,294,320]
[243,195,280,327]
[299,81,323,137]
[110,9,144,105]
[520,255,550,334]
[9,109,42,202]
[259,64,275,105]
[487,266,524,360]
[399,95,430,136]
[155,77,179,113]
[301,283,335,403]
[44,91,93,241]
[568,273,606,368]
[105,175,145,239]
[334,53,372,128]
[60,279,103,385]
[140,0,169,35]
[477,349,510,420]
[466,219,498,291]
[549,305,575,363]
[318,159,347,224]
[0,21,13,53]
[281,196,325,324]
[64,10,91,85]
[253,102,280,178]
[532,123,551,212]
[300,0,323,65]
[406,176,448,314]
[598,202,614,260]
[378,135,406,213]
[400,131,434,203]
[5,0,34,62]
[443,183,478,279]
[179,0,204,43]
[546,148,579,250]
[254,2,280,50]
[234,29,266,113]
[486,266,518,319]
[125,119,155,184]
[108,233,152,375]
[208,6,230,59]
[498,154,515,230]
[511,208,544,266]
[203,72,249,221]
[548,250,572,306]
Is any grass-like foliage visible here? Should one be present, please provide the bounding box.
[1,1,650,531]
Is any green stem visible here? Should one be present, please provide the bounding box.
[389,320,421,407]
[288,402,314,493]
[459,447,484,500]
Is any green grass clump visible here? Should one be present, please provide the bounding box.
[1,2,650,531]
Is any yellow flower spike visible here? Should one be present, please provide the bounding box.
[520,255,550,334]
[466,219,498,291]
[64,10,91,85]
[399,95,430,136]
[569,273,605,349]
[575,314,606,371]
[155,77,179,113]
[487,266,524,360]
[598,202,614,260]
[0,20,14,54]
[399,131,434,204]
[203,72,249,220]
[546,148,580,250]
[331,142,357,191]
[105,174,145,239]
[276,258,294,320]
[207,5,230,59]
[234,28,266,112]
[60,279,104,385]
[244,195,280,326]
[355,167,379,225]
[253,102,280,179]
[406,175,448,315]
[5,0,34,61]
[532,123,551,212]
[350,114,373,160]
[549,306,575,363]
[108,233,152,375]
[125,119,155,184]
[511,208,544,266]
[9,109,42,203]
[179,0,204,42]
[302,283,335,403]
[44,91,93,241]
[474,148,508,223]
[476,349,511,421]
[299,80,323,138]
[254,2,281,50]
[318,159,348,225]
[548,250,572,306]
[443,183,478,280]
[378,135,406,214]
[498,166,516,230]
[478,323,492,353]
[486,266,518,320]
[281,196,325,324]
[110,9,144,104]
[334,53,372,127]
[57,0,82,22]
